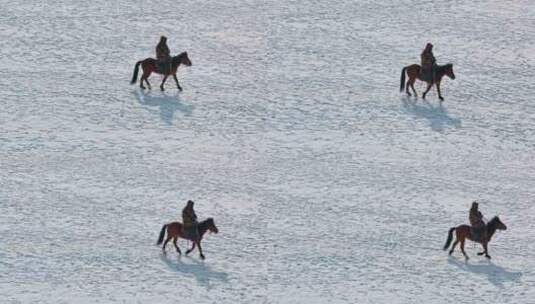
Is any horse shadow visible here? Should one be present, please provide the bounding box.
[159,253,229,289]
[401,97,461,132]
[447,256,522,287]
[133,90,194,125]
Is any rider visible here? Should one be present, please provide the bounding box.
[420,43,437,82]
[469,201,487,241]
[156,35,171,73]
[182,200,199,241]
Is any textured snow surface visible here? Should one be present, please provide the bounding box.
[1,0,535,303]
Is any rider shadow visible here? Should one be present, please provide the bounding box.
[401,97,461,132]
[447,256,522,288]
[133,90,194,125]
[159,254,229,289]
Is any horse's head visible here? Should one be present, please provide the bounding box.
[493,216,507,231]
[178,51,192,67]
[445,63,455,80]
[206,217,219,234]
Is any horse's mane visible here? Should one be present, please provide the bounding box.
[437,63,453,71]
[488,216,499,223]
[173,52,187,59]
[486,216,503,231]
[199,217,214,225]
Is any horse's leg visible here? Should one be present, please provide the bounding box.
[141,71,152,90]
[185,242,196,255]
[405,72,417,97]
[449,240,459,255]
[196,241,205,260]
[410,79,418,97]
[140,74,146,90]
[405,77,412,97]
[160,75,169,91]
[460,239,469,260]
[173,237,181,255]
[422,82,433,99]
[477,243,491,256]
[162,236,171,253]
[477,242,486,256]
[436,80,444,101]
[482,242,491,259]
[173,74,182,91]
[145,73,152,90]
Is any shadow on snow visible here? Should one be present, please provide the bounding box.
[401,97,461,132]
[160,253,229,289]
[133,89,194,125]
[448,256,522,287]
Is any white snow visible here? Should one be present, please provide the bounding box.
[1,0,535,303]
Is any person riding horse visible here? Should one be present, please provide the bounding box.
[156,36,171,74]
[420,43,437,82]
[182,200,200,241]
[469,201,487,241]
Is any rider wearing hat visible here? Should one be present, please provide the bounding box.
[469,201,487,241]
[156,36,171,73]
[182,200,199,241]
[420,43,437,82]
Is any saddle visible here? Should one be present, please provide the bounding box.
[182,224,199,241]
[420,66,435,82]
[470,225,486,242]
[156,59,171,74]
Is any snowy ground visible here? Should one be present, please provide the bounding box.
[1,0,535,303]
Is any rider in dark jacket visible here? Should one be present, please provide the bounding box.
[156,36,171,73]
[420,43,437,82]
[469,201,487,241]
[182,200,199,240]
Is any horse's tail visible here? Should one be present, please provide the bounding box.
[130,60,142,85]
[156,224,167,245]
[443,227,456,250]
[400,66,407,92]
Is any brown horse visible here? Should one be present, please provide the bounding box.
[400,63,455,101]
[443,216,507,260]
[130,52,192,91]
[156,218,218,260]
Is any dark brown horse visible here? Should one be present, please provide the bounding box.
[400,63,455,101]
[443,216,507,260]
[130,52,192,91]
[156,218,218,260]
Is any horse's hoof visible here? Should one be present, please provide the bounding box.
[200,254,205,260]
[439,97,444,101]
[160,87,165,91]
[486,255,491,259]
[449,251,453,256]
[477,252,484,256]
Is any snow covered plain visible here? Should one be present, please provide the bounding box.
[1,0,535,303]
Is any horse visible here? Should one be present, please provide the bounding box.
[130,52,192,91]
[156,218,218,260]
[400,63,455,101]
[443,216,507,260]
